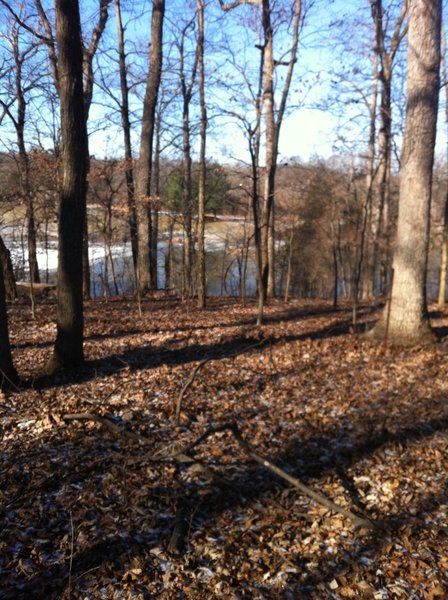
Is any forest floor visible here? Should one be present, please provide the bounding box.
[1,296,448,599]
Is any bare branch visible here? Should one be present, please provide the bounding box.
[33,0,59,90]
[83,0,112,116]
[0,0,49,43]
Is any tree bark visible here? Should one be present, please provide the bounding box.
[370,0,441,344]
[261,0,275,299]
[0,260,18,389]
[45,0,88,372]
[0,235,16,302]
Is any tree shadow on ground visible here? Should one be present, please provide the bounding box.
[2,387,447,598]
[29,314,357,391]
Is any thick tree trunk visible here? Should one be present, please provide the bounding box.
[46,0,88,372]
[34,0,110,301]
[135,0,164,295]
[0,236,16,302]
[0,262,18,389]
[370,0,441,344]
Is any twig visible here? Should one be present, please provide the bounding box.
[175,358,210,424]
[63,412,200,466]
[175,337,269,423]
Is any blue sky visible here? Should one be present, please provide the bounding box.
[3,0,446,167]
[88,0,370,164]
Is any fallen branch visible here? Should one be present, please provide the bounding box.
[62,413,378,531]
[63,412,194,464]
[177,422,378,531]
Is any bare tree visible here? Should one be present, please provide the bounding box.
[177,15,198,298]
[114,0,137,273]
[45,0,88,372]
[370,0,441,344]
[135,0,165,295]
[369,0,407,295]
[0,14,41,285]
[196,0,207,308]
[220,0,302,318]
[33,0,111,299]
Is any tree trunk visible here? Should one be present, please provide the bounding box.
[369,0,441,345]
[361,49,379,300]
[178,17,198,299]
[0,236,17,302]
[284,227,295,303]
[261,0,276,300]
[438,39,448,307]
[0,261,18,389]
[150,109,162,290]
[114,0,137,275]
[370,0,407,296]
[196,0,207,309]
[45,0,88,372]
[82,215,90,299]
[135,0,164,295]
[438,195,447,306]
[82,0,111,300]
[34,0,110,301]
[11,25,40,285]
[182,101,193,298]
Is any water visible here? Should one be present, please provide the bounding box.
[7,236,258,298]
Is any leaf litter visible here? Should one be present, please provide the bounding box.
[1,296,448,599]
